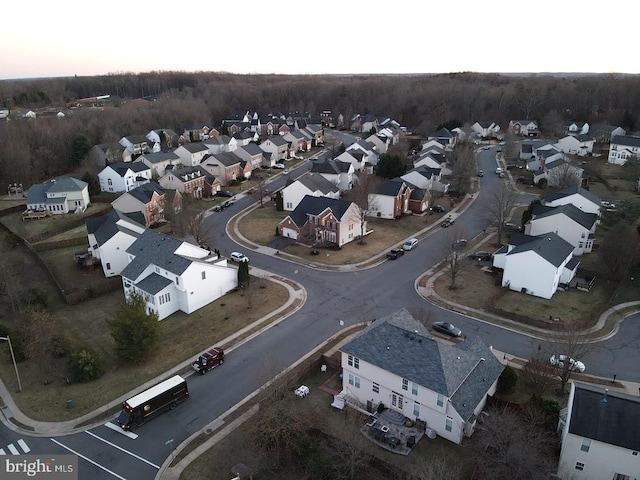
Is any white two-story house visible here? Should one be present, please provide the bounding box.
[98,161,152,193]
[310,159,355,192]
[26,177,91,214]
[339,308,504,445]
[542,185,601,215]
[525,203,598,255]
[120,229,237,320]
[608,135,640,165]
[556,382,640,480]
[281,172,340,211]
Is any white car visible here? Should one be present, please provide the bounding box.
[273,163,285,169]
[282,169,290,175]
[495,167,504,175]
[230,252,249,263]
[550,354,585,373]
[403,238,418,251]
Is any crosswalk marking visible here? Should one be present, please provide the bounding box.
[17,439,30,453]
[0,440,31,455]
[105,421,138,439]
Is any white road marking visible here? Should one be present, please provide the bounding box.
[0,448,5,455]
[85,431,159,469]
[7,443,19,454]
[17,439,30,453]
[105,421,138,439]
[50,438,126,480]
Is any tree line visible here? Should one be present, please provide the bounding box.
[1,72,640,187]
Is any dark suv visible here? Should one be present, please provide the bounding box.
[468,251,492,262]
[386,249,405,260]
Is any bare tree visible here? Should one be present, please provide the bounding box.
[448,141,477,195]
[547,161,582,189]
[484,182,518,245]
[443,226,470,289]
[250,170,271,208]
[473,403,556,480]
[343,171,381,244]
[515,83,543,119]
[0,256,22,315]
[171,196,217,249]
[520,357,557,398]
[545,327,594,395]
[329,408,371,480]
[411,445,464,480]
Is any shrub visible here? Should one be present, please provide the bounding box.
[68,348,104,383]
[50,334,72,358]
[498,365,518,394]
[19,288,48,310]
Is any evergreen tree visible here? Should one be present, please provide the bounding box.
[107,293,160,363]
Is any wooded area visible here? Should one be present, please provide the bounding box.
[1,71,640,187]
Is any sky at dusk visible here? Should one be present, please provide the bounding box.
[1,1,636,80]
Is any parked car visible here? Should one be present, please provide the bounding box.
[282,169,290,175]
[601,200,616,209]
[431,204,446,213]
[273,163,285,169]
[403,238,418,251]
[441,217,454,228]
[495,167,504,175]
[192,347,224,375]
[477,170,484,177]
[550,354,585,373]
[222,200,234,208]
[503,222,522,232]
[230,252,249,263]
[482,146,490,150]
[468,251,492,261]
[432,321,462,338]
[216,190,234,197]
[213,204,224,212]
[453,238,468,248]
[516,175,527,183]
[386,249,405,260]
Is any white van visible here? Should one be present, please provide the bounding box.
[403,238,418,251]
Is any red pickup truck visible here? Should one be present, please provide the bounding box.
[192,347,225,375]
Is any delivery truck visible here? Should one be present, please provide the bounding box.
[117,375,189,431]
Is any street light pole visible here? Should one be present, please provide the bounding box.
[0,336,22,392]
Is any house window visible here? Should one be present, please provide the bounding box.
[613,475,631,480]
[445,416,453,432]
[437,393,445,407]
[411,382,418,396]
[372,382,379,393]
[580,438,591,452]
[155,266,160,273]
[348,373,360,388]
[391,392,404,411]
[108,179,112,185]
[402,378,408,391]
[413,402,420,417]
[176,276,179,285]
[575,462,584,471]
[347,355,359,369]
[201,271,206,280]
[106,263,111,270]
[286,202,292,209]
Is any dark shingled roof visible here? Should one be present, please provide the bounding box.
[295,172,340,194]
[310,159,352,174]
[376,179,407,196]
[108,161,150,176]
[238,142,263,156]
[86,209,144,246]
[533,203,598,230]
[340,308,504,422]
[285,195,354,228]
[611,134,640,148]
[568,382,640,452]
[126,182,165,203]
[543,184,601,208]
[135,272,174,295]
[507,232,574,267]
[179,142,209,153]
[142,151,180,164]
[121,229,190,280]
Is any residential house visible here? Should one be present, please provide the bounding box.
[111,182,171,227]
[365,134,391,155]
[86,209,146,277]
[196,168,222,198]
[98,161,151,193]
[146,129,180,150]
[174,143,209,167]
[89,142,124,168]
[368,179,412,219]
[260,136,290,163]
[183,122,215,142]
[26,177,90,214]
[139,151,180,178]
[591,124,625,144]
[339,308,504,445]
[533,158,584,188]
[283,130,312,152]
[556,382,640,480]
[401,166,442,193]
[563,121,590,136]
[556,134,595,156]
[414,151,446,170]
[335,150,368,172]
[309,159,355,192]
[301,124,324,146]
[280,172,340,211]
[121,229,237,320]
[542,185,601,215]
[471,121,501,139]
[524,203,598,255]
[158,166,206,198]
[204,135,237,155]
[608,135,640,165]
[406,184,431,214]
[279,195,365,247]
[235,142,266,171]
[119,135,151,161]
[509,120,539,137]
[428,127,456,148]
[451,126,475,143]
[233,130,258,147]
[525,142,563,171]
[347,139,380,167]
[420,139,447,154]
[200,151,243,185]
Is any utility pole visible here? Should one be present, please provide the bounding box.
[0,336,22,392]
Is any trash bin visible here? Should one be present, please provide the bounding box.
[66,399,74,409]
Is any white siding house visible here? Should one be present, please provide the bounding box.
[281,172,340,211]
[556,134,594,156]
[525,204,598,255]
[98,161,152,193]
[556,382,640,480]
[608,135,640,165]
[120,229,237,320]
[26,177,91,214]
[339,308,504,445]
[542,185,601,215]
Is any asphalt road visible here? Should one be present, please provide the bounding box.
[5,145,640,479]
